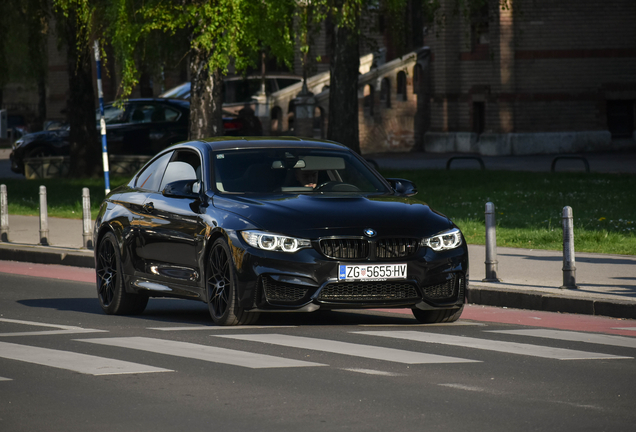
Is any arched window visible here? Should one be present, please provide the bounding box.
[380,78,391,108]
[397,71,407,102]
[313,106,324,139]
[363,84,374,117]
[270,106,283,134]
[413,64,423,95]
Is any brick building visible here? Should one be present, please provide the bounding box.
[423,0,636,155]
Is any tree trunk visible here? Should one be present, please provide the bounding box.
[60,15,100,178]
[327,10,360,153]
[189,47,224,140]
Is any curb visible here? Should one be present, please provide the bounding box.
[467,283,636,320]
[0,243,94,268]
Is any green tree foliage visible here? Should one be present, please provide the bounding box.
[107,0,296,140]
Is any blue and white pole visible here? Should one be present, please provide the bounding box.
[93,40,110,194]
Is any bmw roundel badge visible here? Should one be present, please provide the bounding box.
[364,228,377,237]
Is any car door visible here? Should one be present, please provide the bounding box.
[98,103,130,155]
[137,149,205,291]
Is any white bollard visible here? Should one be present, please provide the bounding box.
[39,185,49,246]
[82,188,93,249]
[483,202,502,282]
[561,206,578,289]
[1,184,8,242]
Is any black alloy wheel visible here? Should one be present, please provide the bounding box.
[96,232,148,315]
[206,238,259,326]
[411,305,464,324]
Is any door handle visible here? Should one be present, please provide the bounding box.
[143,202,154,213]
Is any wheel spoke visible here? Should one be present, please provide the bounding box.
[97,239,118,307]
[207,244,231,318]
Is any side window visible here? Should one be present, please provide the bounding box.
[98,104,127,125]
[163,107,180,122]
[159,150,202,192]
[134,152,173,191]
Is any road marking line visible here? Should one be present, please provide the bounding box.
[0,377,12,382]
[353,331,632,360]
[487,329,636,349]
[147,325,296,331]
[215,334,478,364]
[612,327,636,332]
[357,322,485,327]
[342,368,405,376]
[438,383,496,393]
[0,341,172,376]
[0,318,107,337]
[78,337,326,369]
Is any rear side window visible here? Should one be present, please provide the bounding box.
[129,104,181,123]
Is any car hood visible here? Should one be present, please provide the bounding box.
[212,193,453,238]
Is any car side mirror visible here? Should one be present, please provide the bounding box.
[386,178,418,197]
[162,179,200,199]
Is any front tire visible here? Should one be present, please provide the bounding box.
[96,232,148,315]
[206,238,259,326]
[412,306,464,324]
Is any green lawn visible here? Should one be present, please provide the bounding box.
[1,169,634,255]
[382,169,636,255]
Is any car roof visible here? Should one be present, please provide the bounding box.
[186,137,351,152]
[107,98,190,109]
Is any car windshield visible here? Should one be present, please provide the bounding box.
[213,148,389,195]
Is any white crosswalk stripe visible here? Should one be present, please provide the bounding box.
[0,318,107,337]
[0,341,172,376]
[215,333,479,364]
[353,330,632,360]
[486,329,636,349]
[77,337,326,369]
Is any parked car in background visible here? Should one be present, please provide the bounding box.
[93,137,468,326]
[159,74,303,105]
[9,98,244,175]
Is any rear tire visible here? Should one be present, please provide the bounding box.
[206,238,259,326]
[412,305,464,324]
[96,232,148,315]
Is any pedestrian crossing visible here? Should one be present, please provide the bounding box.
[215,333,478,364]
[78,336,326,369]
[0,341,172,376]
[0,326,634,379]
[352,330,632,360]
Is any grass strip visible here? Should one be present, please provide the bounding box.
[1,169,634,255]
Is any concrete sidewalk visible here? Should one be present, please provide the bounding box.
[0,214,634,320]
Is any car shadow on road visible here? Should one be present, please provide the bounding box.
[17,297,420,327]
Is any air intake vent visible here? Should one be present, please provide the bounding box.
[319,282,418,301]
[422,276,458,300]
[262,277,309,303]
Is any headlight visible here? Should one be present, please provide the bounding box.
[241,231,311,253]
[421,228,463,251]
[13,134,35,150]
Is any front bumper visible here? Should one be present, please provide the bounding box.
[230,235,469,312]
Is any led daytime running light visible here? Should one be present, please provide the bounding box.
[422,228,462,251]
[241,231,310,253]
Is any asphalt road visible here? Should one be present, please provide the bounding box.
[2,263,636,432]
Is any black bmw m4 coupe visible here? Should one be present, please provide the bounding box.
[94,137,468,325]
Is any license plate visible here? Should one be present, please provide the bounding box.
[338,263,407,281]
